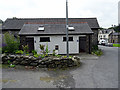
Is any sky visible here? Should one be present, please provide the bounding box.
[0,0,119,28]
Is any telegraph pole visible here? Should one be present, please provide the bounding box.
[66,0,69,57]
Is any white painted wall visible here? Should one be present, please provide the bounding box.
[98,30,115,43]
[98,34,109,42]
[34,35,86,54]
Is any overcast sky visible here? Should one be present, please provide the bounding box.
[0,0,119,28]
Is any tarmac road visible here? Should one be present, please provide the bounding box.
[2,45,118,88]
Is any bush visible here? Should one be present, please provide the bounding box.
[92,49,103,56]
[2,32,20,53]
[52,49,56,56]
[15,50,24,54]
[0,48,1,54]
[113,44,120,47]
[91,45,103,56]
[34,54,40,58]
[32,50,37,55]
[22,45,29,53]
[92,45,98,51]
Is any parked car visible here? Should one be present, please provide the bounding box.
[105,43,113,47]
[99,39,107,46]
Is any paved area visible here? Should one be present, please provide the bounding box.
[1,46,118,88]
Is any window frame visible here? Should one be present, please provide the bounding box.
[63,37,73,42]
[40,37,50,42]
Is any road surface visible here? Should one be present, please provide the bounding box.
[2,45,118,88]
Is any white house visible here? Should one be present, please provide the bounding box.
[19,23,94,54]
[98,29,115,43]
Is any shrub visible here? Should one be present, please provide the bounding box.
[55,55,61,58]
[32,50,37,55]
[69,56,72,58]
[41,54,45,58]
[113,44,120,47]
[46,43,49,54]
[34,54,40,58]
[2,32,20,53]
[52,49,56,56]
[26,53,29,56]
[91,45,103,56]
[40,44,45,51]
[15,50,24,54]
[22,45,29,53]
[0,48,1,54]
[92,49,103,56]
[92,45,98,51]
[40,44,45,54]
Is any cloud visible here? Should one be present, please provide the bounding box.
[0,0,119,28]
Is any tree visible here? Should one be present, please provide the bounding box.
[2,32,20,53]
[108,25,120,32]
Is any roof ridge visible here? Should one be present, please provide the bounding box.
[7,17,97,20]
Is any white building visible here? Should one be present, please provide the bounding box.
[98,29,115,43]
[19,23,94,54]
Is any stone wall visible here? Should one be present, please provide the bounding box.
[2,54,81,68]
[91,29,98,46]
[86,35,92,54]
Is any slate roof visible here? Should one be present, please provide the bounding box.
[99,29,115,34]
[19,23,93,35]
[112,32,120,36]
[2,18,99,30]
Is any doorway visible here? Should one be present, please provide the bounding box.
[79,37,86,53]
[26,38,34,52]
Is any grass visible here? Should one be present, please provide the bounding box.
[0,64,9,68]
[113,44,120,47]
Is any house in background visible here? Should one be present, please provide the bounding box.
[98,29,115,43]
[2,18,100,54]
[109,32,120,43]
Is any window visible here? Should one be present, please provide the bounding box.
[102,31,104,34]
[69,37,73,41]
[63,37,73,41]
[55,45,59,50]
[38,26,44,31]
[68,26,75,31]
[105,31,108,33]
[104,35,106,38]
[40,37,50,42]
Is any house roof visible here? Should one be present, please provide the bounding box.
[2,18,99,30]
[112,32,120,36]
[99,29,115,34]
[19,23,93,35]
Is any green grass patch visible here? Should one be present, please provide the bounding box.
[0,64,9,68]
[113,44,120,47]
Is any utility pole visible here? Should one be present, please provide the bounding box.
[66,0,69,57]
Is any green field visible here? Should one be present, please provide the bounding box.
[113,44,120,47]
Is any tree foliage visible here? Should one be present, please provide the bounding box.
[108,25,120,32]
[2,32,20,53]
